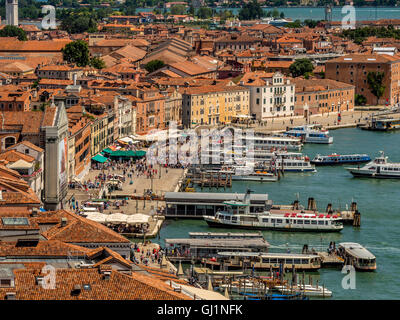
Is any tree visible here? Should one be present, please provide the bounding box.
[144,60,165,73]
[90,57,106,69]
[60,11,98,34]
[355,94,367,106]
[238,0,265,20]
[0,25,27,41]
[286,20,302,28]
[170,4,186,15]
[304,19,320,28]
[367,71,386,105]
[289,59,314,78]
[62,40,90,67]
[197,7,213,19]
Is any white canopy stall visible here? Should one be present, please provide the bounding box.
[105,213,128,224]
[126,214,151,225]
[85,212,108,224]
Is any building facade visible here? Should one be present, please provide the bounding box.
[325,54,400,106]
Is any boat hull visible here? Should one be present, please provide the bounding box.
[347,169,400,179]
[312,160,370,165]
[204,217,343,232]
[232,175,278,182]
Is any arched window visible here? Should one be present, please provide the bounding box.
[4,137,16,149]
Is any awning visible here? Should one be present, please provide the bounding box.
[119,137,134,144]
[126,214,150,225]
[106,213,128,224]
[108,150,146,158]
[85,212,108,224]
[92,154,109,163]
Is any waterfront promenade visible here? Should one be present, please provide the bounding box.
[67,164,185,215]
[243,109,382,132]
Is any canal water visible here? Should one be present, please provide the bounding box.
[156,128,400,299]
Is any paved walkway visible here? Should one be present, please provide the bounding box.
[238,109,382,132]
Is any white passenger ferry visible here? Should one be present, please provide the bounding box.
[209,251,322,271]
[249,135,303,151]
[346,151,400,179]
[253,151,316,172]
[284,125,333,144]
[338,242,376,271]
[203,190,343,232]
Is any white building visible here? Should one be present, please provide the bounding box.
[6,0,18,26]
[241,71,295,120]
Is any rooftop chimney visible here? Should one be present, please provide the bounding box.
[73,73,77,86]
[60,217,67,227]
[71,284,81,296]
[5,292,16,300]
[31,208,39,217]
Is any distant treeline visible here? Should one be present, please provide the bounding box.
[341,25,400,44]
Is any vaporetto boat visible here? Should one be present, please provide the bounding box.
[203,190,343,232]
[284,125,333,144]
[346,151,400,179]
[311,153,371,165]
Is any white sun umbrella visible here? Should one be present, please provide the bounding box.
[126,214,150,225]
[106,212,128,224]
[85,212,108,224]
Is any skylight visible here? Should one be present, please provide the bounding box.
[1,217,29,226]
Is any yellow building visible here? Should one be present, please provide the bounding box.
[90,113,108,156]
[182,85,250,128]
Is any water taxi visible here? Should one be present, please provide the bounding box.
[217,279,269,294]
[208,251,322,271]
[284,125,333,144]
[346,151,400,179]
[311,153,371,165]
[274,283,332,297]
[338,242,376,271]
[203,190,343,232]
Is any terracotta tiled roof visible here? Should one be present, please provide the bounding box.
[7,141,44,153]
[327,53,400,63]
[0,267,190,300]
[0,39,71,52]
[0,240,91,257]
[41,210,131,244]
[0,150,35,164]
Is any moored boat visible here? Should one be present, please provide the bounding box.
[284,125,333,144]
[346,151,400,179]
[203,190,343,232]
[337,242,376,271]
[207,251,322,271]
[274,283,332,297]
[311,153,371,165]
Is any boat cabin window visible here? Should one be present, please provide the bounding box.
[286,259,293,264]
[286,219,290,223]
[301,259,309,264]
[294,259,301,264]
[262,218,269,223]
[311,220,317,225]
[304,220,310,224]
[232,216,237,222]
[297,220,303,224]
[318,221,324,225]
[270,259,278,264]
[325,221,329,225]
[277,219,282,223]
[271,219,275,223]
